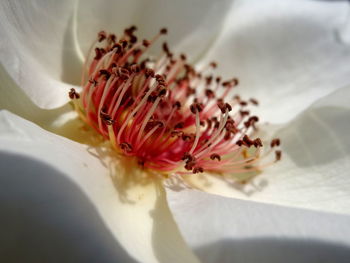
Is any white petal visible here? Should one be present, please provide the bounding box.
[0,111,198,263]
[0,1,81,109]
[76,0,233,60]
[178,86,350,215]
[166,188,350,263]
[201,0,350,123]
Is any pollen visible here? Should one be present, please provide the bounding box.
[69,26,281,180]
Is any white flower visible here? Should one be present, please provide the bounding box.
[1,0,350,262]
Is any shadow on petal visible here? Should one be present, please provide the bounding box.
[275,106,350,168]
[194,238,350,263]
[0,151,136,263]
[61,13,83,86]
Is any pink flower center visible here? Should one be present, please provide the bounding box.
[69,26,281,178]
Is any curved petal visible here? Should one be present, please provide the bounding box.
[178,86,350,215]
[76,0,233,61]
[200,0,350,123]
[0,0,81,109]
[166,188,350,263]
[0,111,199,263]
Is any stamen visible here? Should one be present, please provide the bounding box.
[70,26,281,181]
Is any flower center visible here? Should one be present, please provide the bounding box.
[69,26,281,180]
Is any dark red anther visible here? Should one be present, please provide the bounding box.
[275,150,282,161]
[142,39,150,47]
[69,88,80,99]
[250,98,259,105]
[120,40,128,48]
[120,142,133,153]
[145,68,155,78]
[182,152,195,162]
[162,42,170,54]
[225,103,232,112]
[174,122,184,129]
[242,135,254,147]
[206,75,213,85]
[158,88,167,97]
[210,62,217,68]
[192,167,204,174]
[100,110,114,125]
[210,153,221,161]
[160,28,168,34]
[232,78,239,86]
[185,160,196,171]
[253,138,263,148]
[270,138,281,148]
[205,89,215,99]
[240,110,250,117]
[173,101,181,109]
[182,133,195,142]
[108,34,116,43]
[216,76,221,83]
[130,64,140,73]
[180,54,187,60]
[99,69,111,79]
[94,48,103,60]
[240,101,248,107]
[98,31,107,42]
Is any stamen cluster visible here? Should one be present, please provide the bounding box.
[69,26,281,178]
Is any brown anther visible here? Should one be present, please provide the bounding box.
[174,122,184,129]
[145,68,155,78]
[120,142,133,153]
[250,98,259,105]
[94,48,103,60]
[99,69,111,79]
[162,42,170,54]
[190,103,203,114]
[225,103,232,112]
[210,153,221,161]
[180,54,187,60]
[130,35,137,44]
[88,78,98,86]
[100,110,114,125]
[130,64,140,73]
[210,62,217,68]
[270,138,281,148]
[216,76,221,83]
[173,101,181,109]
[192,167,204,174]
[69,88,80,99]
[182,152,195,162]
[142,39,150,47]
[108,34,116,43]
[120,40,128,48]
[158,88,167,97]
[240,101,248,107]
[205,89,215,99]
[184,160,196,171]
[240,110,250,117]
[182,133,195,142]
[253,138,263,148]
[205,75,213,85]
[232,78,239,86]
[275,150,282,161]
[171,130,183,137]
[160,28,168,34]
[98,31,107,42]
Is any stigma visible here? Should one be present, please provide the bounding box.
[69,26,281,179]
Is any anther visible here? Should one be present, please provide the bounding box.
[160,28,168,34]
[193,167,204,174]
[98,31,107,42]
[210,153,221,161]
[69,88,80,99]
[270,138,281,148]
[120,142,133,153]
[275,150,282,161]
